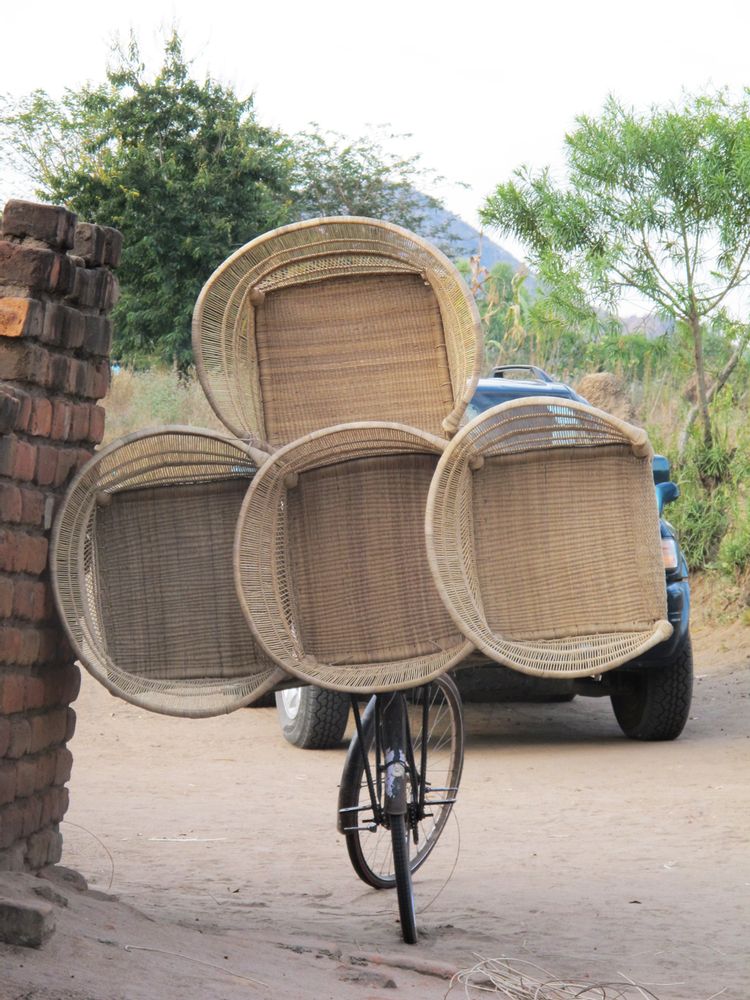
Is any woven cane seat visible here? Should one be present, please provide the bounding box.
[234,422,474,693]
[192,217,482,447]
[425,398,672,678]
[52,427,287,716]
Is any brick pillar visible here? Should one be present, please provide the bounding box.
[0,200,120,871]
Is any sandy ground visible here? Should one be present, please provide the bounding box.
[1,626,749,1000]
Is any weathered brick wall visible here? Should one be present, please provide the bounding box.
[0,200,120,871]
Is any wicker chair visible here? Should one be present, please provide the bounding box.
[234,422,474,693]
[425,398,673,678]
[192,217,482,448]
[52,427,288,717]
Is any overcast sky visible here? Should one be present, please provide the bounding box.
[2,0,749,245]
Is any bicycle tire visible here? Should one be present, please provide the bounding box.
[390,812,418,944]
[339,674,464,890]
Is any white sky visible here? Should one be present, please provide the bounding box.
[2,0,749,280]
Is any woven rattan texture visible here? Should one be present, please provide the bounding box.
[234,422,474,693]
[95,480,264,679]
[192,217,482,445]
[52,427,285,717]
[255,273,453,443]
[426,398,672,678]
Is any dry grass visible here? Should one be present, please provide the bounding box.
[101,368,224,445]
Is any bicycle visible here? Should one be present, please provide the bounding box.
[337,674,464,943]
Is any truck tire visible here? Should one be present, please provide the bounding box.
[611,633,693,741]
[276,686,350,749]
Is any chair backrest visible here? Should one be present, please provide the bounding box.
[234,422,474,693]
[192,218,482,448]
[52,427,287,716]
[425,398,672,677]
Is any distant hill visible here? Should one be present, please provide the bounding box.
[423,203,522,271]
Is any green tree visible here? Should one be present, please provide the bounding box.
[481,92,750,457]
[290,126,448,243]
[1,33,293,366]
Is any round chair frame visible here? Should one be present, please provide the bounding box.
[52,426,287,717]
[192,217,482,448]
[425,398,673,678]
[234,422,474,693]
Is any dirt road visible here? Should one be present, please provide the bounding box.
[1,630,748,1000]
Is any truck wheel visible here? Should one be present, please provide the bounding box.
[276,686,350,749]
[610,633,693,741]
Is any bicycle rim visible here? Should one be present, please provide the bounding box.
[342,674,464,889]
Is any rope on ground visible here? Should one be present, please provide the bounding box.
[443,956,669,1000]
[123,945,268,989]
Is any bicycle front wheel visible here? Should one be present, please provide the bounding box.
[390,812,418,944]
[338,674,464,889]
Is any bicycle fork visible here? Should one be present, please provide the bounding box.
[380,692,409,819]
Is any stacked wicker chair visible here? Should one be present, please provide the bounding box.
[52,216,671,715]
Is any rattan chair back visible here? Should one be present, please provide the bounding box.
[425,398,672,677]
[192,218,482,448]
[234,422,474,693]
[52,427,287,717]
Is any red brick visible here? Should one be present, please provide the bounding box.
[74,222,123,268]
[50,399,73,441]
[0,297,43,339]
[73,222,106,265]
[48,353,70,393]
[12,580,48,623]
[39,787,55,825]
[26,825,62,869]
[89,360,110,400]
[0,761,16,805]
[34,445,58,487]
[0,672,26,713]
[37,628,65,664]
[15,390,32,432]
[57,662,80,704]
[70,403,90,442]
[2,200,76,250]
[24,675,45,711]
[54,746,73,785]
[7,717,31,757]
[47,826,63,865]
[0,801,23,847]
[0,576,13,618]
[83,315,112,357]
[29,708,67,754]
[54,449,78,489]
[0,387,21,433]
[2,532,47,575]
[21,794,43,836]
[19,488,44,527]
[0,716,9,756]
[0,240,75,294]
[52,786,69,823]
[0,625,23,663]
[18,628,41,666]
[28,396,52,437]
[0,436,16,477]
[75,448,93,473]
[0,340,51,387]
[35,751,56,790]
[0,484,23,523]
[64,707,76,743]
[66,266,118,311]
[87,405,106,444]
[65,357,84,396]
[102,227,123,268]
[14,439,37,481]
[15,756,36,798]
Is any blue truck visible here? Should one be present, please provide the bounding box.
[276,365,692,748]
